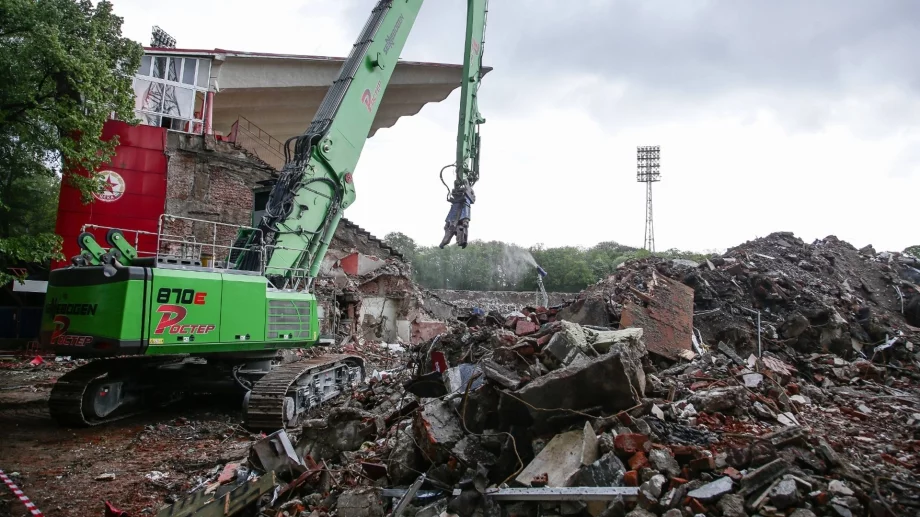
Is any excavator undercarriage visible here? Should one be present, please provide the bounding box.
[49,353,364,431]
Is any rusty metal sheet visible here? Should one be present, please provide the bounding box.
[620,275,694,360]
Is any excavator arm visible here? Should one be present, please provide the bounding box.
[255,0,491,286]
[440,0,489,249]
[256,0,426,286]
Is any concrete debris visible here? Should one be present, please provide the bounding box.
[23,229,920,517]
[543,321,590,367]
[688,386,748,413]
[742,372,763,388]
[717,493,748,517]
[686,476,733,501]
[648,448,680,478]
[769,478,799,509]
[828,479,854,497]
[337,487,385,517]
[515,421,597,488]
[638,473,665,500]
[500,338,647,431]
[414,400,464,463]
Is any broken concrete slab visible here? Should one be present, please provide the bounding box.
[619,274,694,361]
[686,476,733,501]
[387,422,420,485]
[296,409,370,461]
[639,474,666,500]
[649,449,680,478]
[556,294,611,328]
[543,321,590,368]
[515,421,598,488]
[828,480,854,497]
[759,425,807,448]
[501,346,646,431]
[742,373,764,388]
[769,478,799,509]
[584,327,647,356]
[688,386,748,413]
[574,452,626,487]
[739,458,789,496]
[717,493,748,517]
[414,400,464,463]
[718,341,746,366]
[480,359,522,390]
[337,487,385,517]
[452,435,498,469]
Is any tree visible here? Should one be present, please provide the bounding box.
[383,232,418,263]
[0,0,143,285]
[906,246,920,259]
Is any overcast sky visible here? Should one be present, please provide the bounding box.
[115,0,920,253]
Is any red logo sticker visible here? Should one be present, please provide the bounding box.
[154,305,216,335]
[49,315,93,346]
[94,171,126,203]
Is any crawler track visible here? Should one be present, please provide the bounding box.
[243,354,363,432]
[48,356,178,427]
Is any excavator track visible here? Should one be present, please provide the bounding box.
[244,354,363,432]
[49,356,179,427]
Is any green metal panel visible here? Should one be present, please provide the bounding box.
[146,268,223,347]
[41,277,144,342]
[265,291,318,343]
[219,274,267,343]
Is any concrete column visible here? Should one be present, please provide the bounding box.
[204,91,215,135]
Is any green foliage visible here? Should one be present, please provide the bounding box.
[0,0,142,285]
[383,233,721,293]
[906,245,920,259]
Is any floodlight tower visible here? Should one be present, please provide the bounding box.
[150,26,176,48]
[637,146,661,252]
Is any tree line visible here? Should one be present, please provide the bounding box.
[383,232,711,293]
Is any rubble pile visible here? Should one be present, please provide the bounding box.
[153,308,920,516]
[144,232,920,517]
[9,231,920,517]
[559,232,920,362]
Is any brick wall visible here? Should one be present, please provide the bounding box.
[162,133,275,260]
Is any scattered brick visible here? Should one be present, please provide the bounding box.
[614,433,649,456]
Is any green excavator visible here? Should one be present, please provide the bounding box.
[39,0,489,431]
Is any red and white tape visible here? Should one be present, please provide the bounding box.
[0,469,44,517]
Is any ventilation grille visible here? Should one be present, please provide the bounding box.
[268,299,312,339]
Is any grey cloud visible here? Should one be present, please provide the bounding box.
[338,0,920,136]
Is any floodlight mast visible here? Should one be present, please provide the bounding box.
[637,146,661,252]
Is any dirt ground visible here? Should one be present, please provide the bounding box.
[0,360,255,517]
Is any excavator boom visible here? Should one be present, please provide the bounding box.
[440,0,489,249]
[259,0,426,285]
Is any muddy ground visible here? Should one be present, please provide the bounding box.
[0,361,255,517]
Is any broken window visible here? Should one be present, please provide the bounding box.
[132,53,211,134]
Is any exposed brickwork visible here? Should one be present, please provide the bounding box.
[620,274,694,361]
[162,132,275,260]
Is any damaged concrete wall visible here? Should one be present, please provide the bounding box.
[162,132,275,259]
[428,289,577,314]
